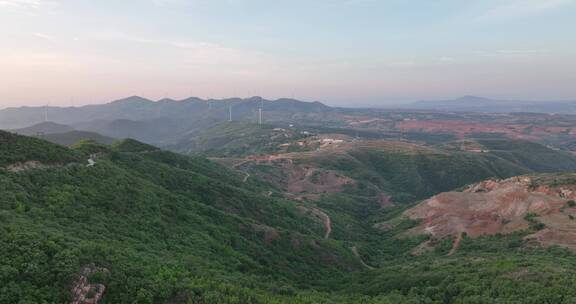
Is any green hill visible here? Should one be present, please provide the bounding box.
[233,139,576,247]
[0,130,81,167]
[6,130,576,303]
[167,122,312,156]
[10,121,75,136]
[39,130,116,146]
[243,139,576,206]
[0,131,360,303]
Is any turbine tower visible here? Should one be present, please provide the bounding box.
[258,97,264,126]
[258,108,262,125]
[228,104,233,122]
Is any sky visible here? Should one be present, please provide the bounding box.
[1,0,575,107]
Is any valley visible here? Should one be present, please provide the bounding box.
[4,98,576,303]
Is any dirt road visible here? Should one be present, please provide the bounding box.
[351,246,375,270]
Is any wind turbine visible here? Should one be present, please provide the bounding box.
[228,103,233,122]
[258,99,263,126]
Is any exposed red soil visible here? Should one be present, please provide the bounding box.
[215,140,429,207]
[231,154,356,200]
[405,174,576,252]
[377,193,394,208]
[395,119,576,143]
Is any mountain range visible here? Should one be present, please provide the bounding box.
[0,96,333,148]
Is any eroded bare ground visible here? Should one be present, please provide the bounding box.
[4,154,101,172]
[404,174,576,252]
[214,155,356,201]
[212,139,420,202]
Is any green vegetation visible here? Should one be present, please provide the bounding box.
[0,131,81,167]
[111,138,160,153]
[476,139,576,172]
[167,122,312,157]
[0,131,361,303]
[524,213,546,231]
[39,130,115,146]
[308,146,529,202]
[4,130,576,303]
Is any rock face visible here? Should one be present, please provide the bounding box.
[405,174,576,251]
[6,160,48,172]
[70,266,108,304]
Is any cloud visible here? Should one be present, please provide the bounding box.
[88,32,273,71]
[128,37,223,50]
[479,0,574,19]
[0,0,40,8]
[0,0,55,9]
[33,32,54,40]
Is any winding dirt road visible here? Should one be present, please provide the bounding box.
[351,246,375,270]
[309,208,332,239]
[230,159,253,183]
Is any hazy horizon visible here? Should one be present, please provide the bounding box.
[2,0,576,107]
[3,94,576,111]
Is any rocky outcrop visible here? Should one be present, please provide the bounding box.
[70,265,109,304]
[6,160,49,172]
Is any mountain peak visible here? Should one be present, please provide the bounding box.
[12,121,75,136]
[455,96,493,103]
[110,96,153,105]
[111,138,160,153]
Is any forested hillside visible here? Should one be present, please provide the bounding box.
[4,131,576,303]
[0,131,362,303]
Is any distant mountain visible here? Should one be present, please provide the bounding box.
[72,118,185,145]
[8,121,115,146]
[409,96,576,113]
[0,96,334,149]
[0,96,331,130]
[10,121,75,136]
